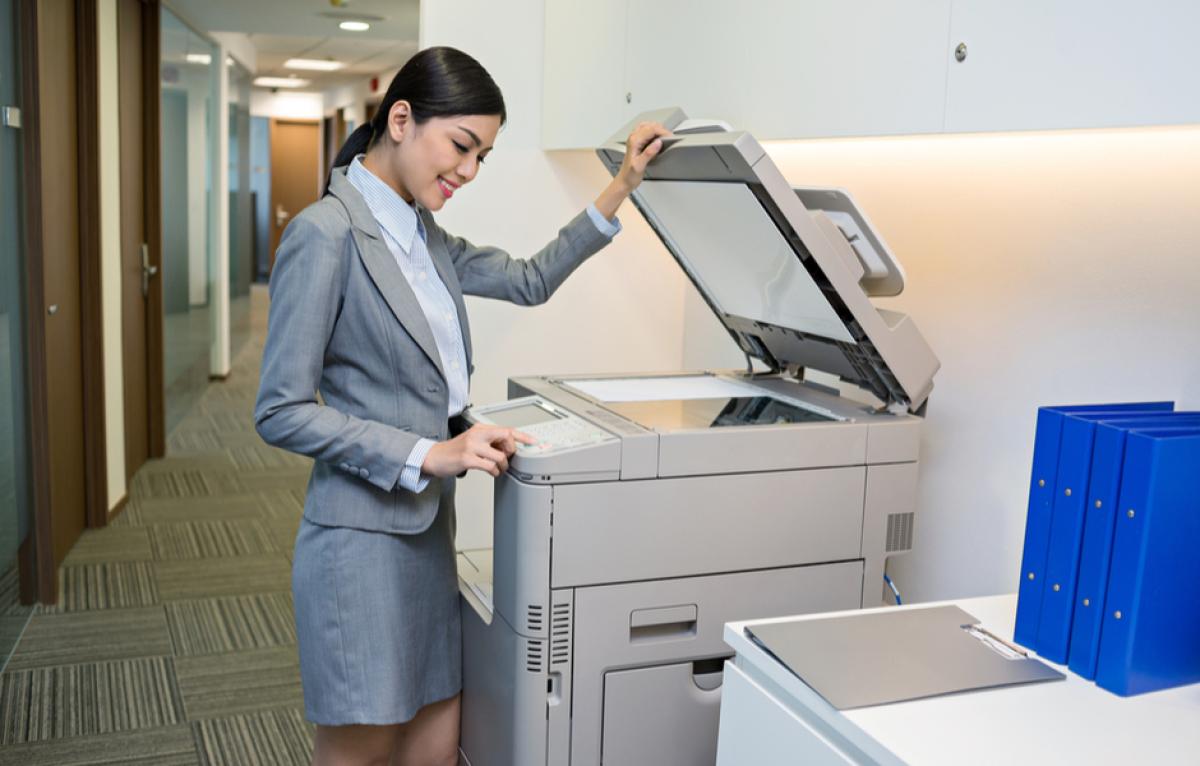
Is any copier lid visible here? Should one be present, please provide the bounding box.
[597,108,939,413]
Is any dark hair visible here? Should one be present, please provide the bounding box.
[326,46,506,190]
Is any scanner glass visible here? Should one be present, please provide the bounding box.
[636,180,855,344]
[605,396,834,431]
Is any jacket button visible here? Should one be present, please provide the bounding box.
[360,468,370,479]
[340,462,350,471]
[427,384,438,393]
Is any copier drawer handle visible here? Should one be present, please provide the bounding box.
[629,604,698,642]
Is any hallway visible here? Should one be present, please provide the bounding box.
[0,287,316,764]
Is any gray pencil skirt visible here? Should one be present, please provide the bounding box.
[291,486,461,726]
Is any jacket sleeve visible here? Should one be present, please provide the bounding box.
[432,208,616,305]
[253,213,417,493]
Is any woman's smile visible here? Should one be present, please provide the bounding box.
[437,176,459,199]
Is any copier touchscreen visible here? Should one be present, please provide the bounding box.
[637,179,855,344]
[486,403,562,428]
[605,395,835,431]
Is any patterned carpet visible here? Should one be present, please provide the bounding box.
[0,287,317,764]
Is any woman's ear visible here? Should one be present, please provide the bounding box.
[387,100,412,143]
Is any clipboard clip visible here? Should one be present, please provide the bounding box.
[962,624,1029,660]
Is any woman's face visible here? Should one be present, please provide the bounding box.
[387,105,500,211]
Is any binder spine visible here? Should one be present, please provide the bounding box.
[1014,409,1062,649]
[1067,427,1126,679]
[1037,417,1098,663]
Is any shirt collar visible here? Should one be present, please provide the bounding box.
[346,155,424,252]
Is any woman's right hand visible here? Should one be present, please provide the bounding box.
[421,424,537,478]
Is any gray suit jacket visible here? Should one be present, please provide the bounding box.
[255,167,612,534]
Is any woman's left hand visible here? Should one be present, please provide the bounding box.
[594,121,673,221]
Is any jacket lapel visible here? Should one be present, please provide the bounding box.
[329,170,446,381]
[420,209,474,371]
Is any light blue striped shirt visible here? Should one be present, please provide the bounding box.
[346,156,620,491]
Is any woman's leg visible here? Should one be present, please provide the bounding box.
[313,723,403,766]
[390,694,462,766]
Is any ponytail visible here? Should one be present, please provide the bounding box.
[325,123,375,193]
[324,46,506,194]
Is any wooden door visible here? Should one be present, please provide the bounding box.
[268,119,320,269]
[117,0,164,475]
[36,0,86,565]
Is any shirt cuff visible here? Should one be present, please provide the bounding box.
[586,203,622,239]
[397,437,435,493]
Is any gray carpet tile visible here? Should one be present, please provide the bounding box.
[175,647,304,720]
[166,594,296,657]
[154,555,292,601]
[40,562,160,613]
[6,607,172,671]
[62,527,153,565]
[105,502,145,528]
[0,724,199,765]
[0,657,186,744]
[264,519,300,559]
[233,470,312,493]
[133,494,268,525]
[136,454,240,476]
[149,520,280,560]
[133,469,243,499]
[191,707,313,766]
[167,430,226,455]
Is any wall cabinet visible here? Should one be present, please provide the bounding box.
[542,0,1200,149]
[945,0,1200,133]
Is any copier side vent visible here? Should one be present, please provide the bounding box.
[886,511,915,553]
[551,602,571,667]
[525,638,545,673]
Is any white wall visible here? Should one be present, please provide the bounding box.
[250,90,324,120]
[211,31,256,72]
[681,126,1200,603]
[420,0,692,550]
[210,45,231,377]
[97,0,126,509]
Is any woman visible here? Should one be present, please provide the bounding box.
[254,47,668,766]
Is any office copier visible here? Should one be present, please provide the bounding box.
[456,108,940,766]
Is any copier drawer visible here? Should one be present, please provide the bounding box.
[601,659,726,766]
[552,466,867,587]
[569,561,864,765]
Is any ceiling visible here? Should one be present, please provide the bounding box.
[165,0,420,92]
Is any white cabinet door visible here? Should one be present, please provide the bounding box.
[542,0,628,149]
[946,0,1200,132]
[623,0,952,140]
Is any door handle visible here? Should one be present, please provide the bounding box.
[141,242,158,298]
[275,204,290,228]
[47,304,58,315]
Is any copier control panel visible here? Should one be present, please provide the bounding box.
[465,396,617,456]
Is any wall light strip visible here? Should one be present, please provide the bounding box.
[339,21,370,31]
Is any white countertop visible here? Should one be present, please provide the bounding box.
[726,594,1200,765]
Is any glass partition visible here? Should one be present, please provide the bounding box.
[0,0,33,668]
[159,8,216,433]
[228,59,252,358]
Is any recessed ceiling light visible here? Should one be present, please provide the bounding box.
[339,21,370,31]
[284,58,345,72]
[185,53,211,65]
[254,76,311,88]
